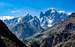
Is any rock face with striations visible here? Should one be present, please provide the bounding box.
[26,13,75,47]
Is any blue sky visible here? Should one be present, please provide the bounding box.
[0,0,75,16]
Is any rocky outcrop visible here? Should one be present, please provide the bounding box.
[26,13,75,47]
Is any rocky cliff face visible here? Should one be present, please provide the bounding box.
[26,13,75,47]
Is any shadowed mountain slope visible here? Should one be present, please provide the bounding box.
[0,20,27,47]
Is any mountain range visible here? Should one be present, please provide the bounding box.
[0,8,70,41]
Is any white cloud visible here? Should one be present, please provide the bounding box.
[11,10,17,13]
[9,8,40,16]
[67,12,72,15]
[10,9,27,16]
[0,16,14,20]
[58,11,65,13]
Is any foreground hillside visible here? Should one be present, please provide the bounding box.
[0,20,27,47]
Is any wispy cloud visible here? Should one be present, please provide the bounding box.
[11,10,18,14]
[9,9,27,16]
[9,8,40,16]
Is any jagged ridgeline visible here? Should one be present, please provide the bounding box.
[25,13,75,47]
[1,9,69,41]
[0,9,75,47]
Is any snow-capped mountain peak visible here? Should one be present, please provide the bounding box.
[0,8,70,41]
